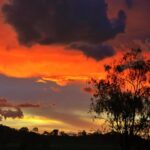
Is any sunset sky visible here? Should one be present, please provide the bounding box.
[0,0,150,133]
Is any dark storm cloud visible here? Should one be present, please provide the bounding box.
[125,0,133,8]
[2,0,126,60]
[69,43,115,60]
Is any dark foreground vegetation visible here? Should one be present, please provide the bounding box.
[0,125,149,150]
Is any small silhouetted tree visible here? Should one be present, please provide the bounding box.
[89,49,150,150]
[60,131,68,137]
[19,127,29,133]
[50,129,59,136]
[78,130,87,136]
[43,131,49,136]
[32,127,39,133]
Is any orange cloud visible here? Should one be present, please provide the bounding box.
[0,44,110,85]
[1,42,149,86]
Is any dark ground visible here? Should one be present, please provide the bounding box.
[0,125,149,150]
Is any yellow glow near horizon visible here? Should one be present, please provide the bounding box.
[1,112,107,133]
[22,116,64,125]
[1,115,68,132]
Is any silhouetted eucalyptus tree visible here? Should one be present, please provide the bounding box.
[90,49,150,150]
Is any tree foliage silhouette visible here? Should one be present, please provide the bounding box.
[32,127,39,133]
[90,49,150,150]
[19,127,29,133]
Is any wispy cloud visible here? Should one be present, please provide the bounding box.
[0,98,40,120]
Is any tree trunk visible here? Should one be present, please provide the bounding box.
[120,133,131,150]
